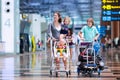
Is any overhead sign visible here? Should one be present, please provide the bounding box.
[102,0,120,21]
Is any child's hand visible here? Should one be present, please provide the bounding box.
[94,37,98,41]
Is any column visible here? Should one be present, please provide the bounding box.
[14,0,20,53]
[29,14,41,42]
[118,21,120,38]
[0,1,1,40]
[112,21,119,38]
[1,0,20,53]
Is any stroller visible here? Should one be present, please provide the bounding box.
[49,39,71,77]
[77,41,104,77]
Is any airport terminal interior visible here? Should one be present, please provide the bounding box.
[0,0,120,80]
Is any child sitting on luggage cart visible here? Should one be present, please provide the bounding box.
[55,34,68,70]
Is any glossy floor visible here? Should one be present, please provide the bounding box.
[0,48,120,80]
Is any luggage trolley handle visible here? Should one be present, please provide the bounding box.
[50,38,59,58]
[79,41,93,62]
[87,41,97,65]
[80,41,93,48]
[80,41,98,65]
[91,39,99,58]
[53,39,65,58]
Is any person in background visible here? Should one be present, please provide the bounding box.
[20,36,24,53]
[113,37,119,49]
[101,36,106,51]
[118,36,120,48]
[105,35,112,49]
[37,39,41,48]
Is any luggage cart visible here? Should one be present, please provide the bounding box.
[77,41,104,77]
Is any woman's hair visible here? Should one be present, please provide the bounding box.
[87,18,94,25]
[63,16,71,24]
[54,11,62,23]
[68,28,73,35]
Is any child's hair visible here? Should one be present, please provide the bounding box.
[68,28,73,35]
[87,18,94,25]
[63,16,71,24]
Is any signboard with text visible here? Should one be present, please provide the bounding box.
[102,0,120,21]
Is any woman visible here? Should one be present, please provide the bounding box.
[47,12,62,41]
[47,12,63,70]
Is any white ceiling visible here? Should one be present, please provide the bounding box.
[20,0,102,24]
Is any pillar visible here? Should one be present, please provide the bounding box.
[111,21,119,38]
[0,0,20,53]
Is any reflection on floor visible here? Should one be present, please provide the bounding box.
[0,48,120,80]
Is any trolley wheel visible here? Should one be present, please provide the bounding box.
[82,72,86,77]
[56,72,58,77]
[66,72,68,77]
[89,73,92,77]
[78,72,80,76]
[89,70,93,77]
[50,70,52,76]
[69,70,71,75]
[98,72,100,76]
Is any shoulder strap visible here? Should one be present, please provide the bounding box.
[50,23,54,39]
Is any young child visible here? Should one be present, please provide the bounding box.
[56,37,67,58]
[55,34,68,70]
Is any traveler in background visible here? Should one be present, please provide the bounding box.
[105,35,112,49]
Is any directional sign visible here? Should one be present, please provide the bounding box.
[102,0,120,21]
